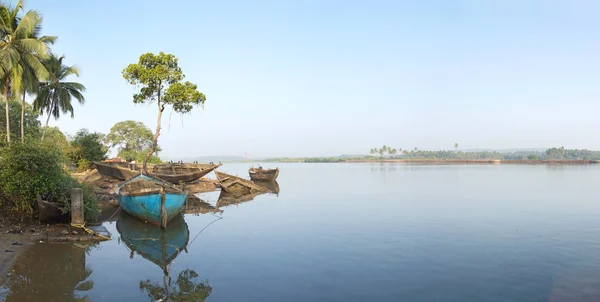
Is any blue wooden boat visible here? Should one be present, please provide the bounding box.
[115,174,188,226]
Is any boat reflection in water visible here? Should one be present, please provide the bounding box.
[117,213,212,301]
[253,180,280,196]
[216,190,267,209]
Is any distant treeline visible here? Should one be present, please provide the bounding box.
[264,147,600,163]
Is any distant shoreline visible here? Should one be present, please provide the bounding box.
[263,159,600,164]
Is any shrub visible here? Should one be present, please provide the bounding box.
[69,129,108,171]
[0,140,99,220]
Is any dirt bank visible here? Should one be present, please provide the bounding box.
[0,169,220,284]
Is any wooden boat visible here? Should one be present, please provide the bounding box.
[214,170,270,196]
[116,212,189,272]
[95,161,221,183]
[94,161,140,180]
[248,166,279,181]
[115,174,188,226]
[151,162,222,184]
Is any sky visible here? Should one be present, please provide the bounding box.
[25,0,600,158]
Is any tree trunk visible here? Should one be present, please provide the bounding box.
[4,78,10,144]
[41,100,54,141]
[20,88,25,142]
[144,95,164,173]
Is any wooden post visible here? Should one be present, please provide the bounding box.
[71,188,84,225]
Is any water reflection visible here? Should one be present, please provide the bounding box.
[253,180,280,196]
[117,213,213,301]
[185,195,223,215]
[216,190,267,209]
[139,269,212,301]
[0,243,96,301]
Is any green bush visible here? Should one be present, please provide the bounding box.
[0,140,99,220]
[69,129,108,171]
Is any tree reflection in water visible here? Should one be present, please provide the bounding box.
[139,269,212,301]
[0,243,97,302]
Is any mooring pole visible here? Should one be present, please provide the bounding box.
[71,188,84,225]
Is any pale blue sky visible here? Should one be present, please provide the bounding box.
[26,0,600,158]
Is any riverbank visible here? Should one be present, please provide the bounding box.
[0,169,221,285]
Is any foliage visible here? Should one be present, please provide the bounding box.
[68,129,108,171]
[0,1,54,143]
[0,140,99,219]
[40,126,70,155]
[118,149,162,163]
[0,140,65,213]
[527,154,540,161]
[34,54,85,139]
[545,146,600,160]
[105,120,161,162]
[122,52,206,170]
[139,269,212,302]
[0,100,40,144]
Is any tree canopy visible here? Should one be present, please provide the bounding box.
[105,120,161,162]
[68,129,108,170]
[122,52,206,171]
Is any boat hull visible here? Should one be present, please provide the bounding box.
[215,170,270,196]
[96,161,220,184]
[95,161,139,180]
[118,192,187,225]
[249,168,279,181]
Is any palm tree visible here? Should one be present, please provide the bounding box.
[19,38,55,142]
[0,0,52,143]
[34,54,85,140]
[454,143,459,151]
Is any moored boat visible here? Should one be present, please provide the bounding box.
[115,174,188,227]
[214,170,270,196]
[95,161,221,184]
[248,166,279,181]
[94,161,140,180]
[151,162,221,184]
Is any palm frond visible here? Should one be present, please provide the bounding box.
[14,10,41,39]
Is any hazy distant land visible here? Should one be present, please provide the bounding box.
[164,147,600,164]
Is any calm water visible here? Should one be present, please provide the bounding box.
[3,163,600,301]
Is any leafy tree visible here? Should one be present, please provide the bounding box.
[527,154,540,160]
[40,126,70,157]
[0,100,40,144]
[122,52,206,172]
[0,1,53,143]
[105,120,161,162]
[34,54,85,140]
[68,129,107,171]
